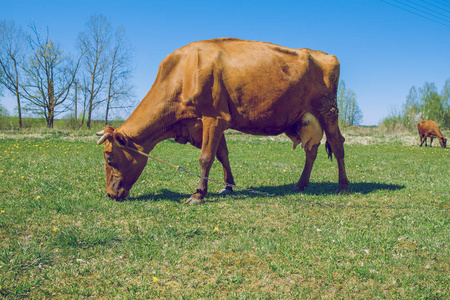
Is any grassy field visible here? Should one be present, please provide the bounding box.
[0,128,449,298]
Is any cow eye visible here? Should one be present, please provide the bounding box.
[105,153,114,163]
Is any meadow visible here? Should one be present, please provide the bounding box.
[0,127,449,298]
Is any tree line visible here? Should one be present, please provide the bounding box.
[337,80,363,127]
[0,15,135,129]
[382,80,450,130]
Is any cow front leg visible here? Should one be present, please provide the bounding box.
[294,143,319,191]
[216,135,235,195]
[419,135,425,147]
[186,117,228,204]
[430,137,434,147]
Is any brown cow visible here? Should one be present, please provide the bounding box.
[417,120,447,148]
[96,38,349,203]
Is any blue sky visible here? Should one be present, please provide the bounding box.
[1,0,449,125]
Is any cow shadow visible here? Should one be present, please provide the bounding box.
[126,182,405,202]
[127,189,189,202]
[249,181,405,197]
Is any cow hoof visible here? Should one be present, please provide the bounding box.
[291,185,305,192]
[218,188,233,195]
[186,197,205,205]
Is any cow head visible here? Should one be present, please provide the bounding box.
[440,137,447,148]
[96,126,148,200]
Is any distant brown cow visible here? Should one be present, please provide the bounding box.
[417,120,447,148]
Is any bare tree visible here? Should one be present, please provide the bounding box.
[77,79,90,128]
[0,68,3,96]
[21,24,80,128]
[0,20,27,128]
[104,25,135,125]
[77,14,112,129]
[0,78,8,117]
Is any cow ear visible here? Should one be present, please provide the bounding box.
[105,126,116,134]
[114,132,128,147]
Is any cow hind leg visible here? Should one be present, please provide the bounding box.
[322,110,349,192]
[294,143,319,191]
[215,135,235,195]
[186,117,228,204]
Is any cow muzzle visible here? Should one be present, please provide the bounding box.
[106,177,130,200]
[106,187,130,200]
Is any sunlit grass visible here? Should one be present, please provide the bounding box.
[0,132,449,298]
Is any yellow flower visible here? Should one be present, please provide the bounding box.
[1,210,4,213]
[153,277,159,283]
[36,196,41,199]
[53,228,58,232]
[214,227,219,232]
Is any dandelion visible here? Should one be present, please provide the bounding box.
[36,196,41,199]
[1,210,4,213]
[53,228,58,232]
[153,277,159,283]
[21,176,24,179]
[214,226,219,232]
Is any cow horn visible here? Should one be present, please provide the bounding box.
[96,130,104,136]
[97,132,111,145]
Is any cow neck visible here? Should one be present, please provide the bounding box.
[119,99,179,154]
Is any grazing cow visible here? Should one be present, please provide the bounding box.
[417,120,447,148]
[96,38,349,203]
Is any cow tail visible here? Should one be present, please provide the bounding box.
[325,140,333,161]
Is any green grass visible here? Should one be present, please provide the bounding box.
[0,131,449,298]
